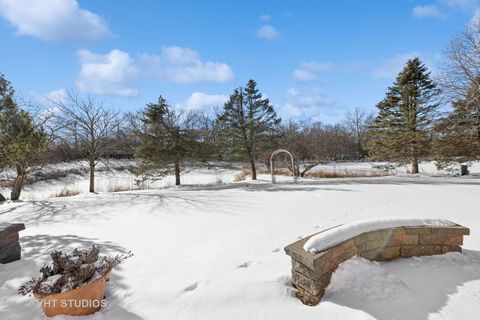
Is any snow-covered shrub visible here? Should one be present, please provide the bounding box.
[234,169,250,182]
[18,246,132,296]
[372,164,396,174]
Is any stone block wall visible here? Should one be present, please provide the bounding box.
[0,223,26,264]
[284,224,470,306]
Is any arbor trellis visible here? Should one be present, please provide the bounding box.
[270,149,296,184]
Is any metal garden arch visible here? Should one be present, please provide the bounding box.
[270,149,296,184]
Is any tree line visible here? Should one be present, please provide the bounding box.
[1,21,480,200]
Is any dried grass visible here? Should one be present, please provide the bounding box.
[258,168,293,176]
[107,185,132,192]
[305,169,390,178]
[54,187,80,197]
[263,167,390,179]
[234,169,250,181]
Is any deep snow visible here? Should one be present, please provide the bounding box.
[0,164,480,320]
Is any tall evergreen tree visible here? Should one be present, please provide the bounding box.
[217,80,280,180]
[367,58,440,174]
[135,96,202,185]
[0,74,48,200]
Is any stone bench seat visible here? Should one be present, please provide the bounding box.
[0,223,26,264]
[284,222,470,306]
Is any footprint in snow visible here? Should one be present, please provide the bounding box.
[314,225,320,229]
[184,282,200,292]
[237,261,257,268]
[278,275,297,298]
[272,248,280,253]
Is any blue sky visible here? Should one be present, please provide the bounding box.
[0,0,478,123]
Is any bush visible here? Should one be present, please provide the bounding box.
[54,187,80,197]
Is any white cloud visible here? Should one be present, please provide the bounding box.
[257,25,280,40]
[76,49,139,97]
[287,87,333,106]
[371,52,437,78]
[0,0,109,43]
[259,14,272,22]
[31,88,67,105]
[29,89,66,125]
[292,60,334,82]
[74,46,234,96]
[141,46,234,84]
[183,92,228,110]
[281,87,336,120]
[412,5,441,18]
[292,69,317,82]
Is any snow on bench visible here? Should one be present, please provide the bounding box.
[304,218,457,253]
[0,223,26,264]
[284,218,470,306]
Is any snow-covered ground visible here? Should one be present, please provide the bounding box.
[2,160,479,201]
[1,162,480,319]
[0,160,239,201]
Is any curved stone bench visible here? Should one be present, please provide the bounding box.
[284,221,470,306]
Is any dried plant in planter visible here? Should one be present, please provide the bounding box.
[19,246,132,296]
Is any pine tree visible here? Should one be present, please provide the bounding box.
[367,58,440,173]
[217,80,280,180]
[0,74,48,200]
[135,96,202,185]
[435,81,480,164]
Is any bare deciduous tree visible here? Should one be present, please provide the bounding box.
[278,121,357,177]
[440,20,480,102]
[52,92,119,193]
[435,19,480,165]
[344,107,374,158]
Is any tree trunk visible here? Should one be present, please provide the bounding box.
[89,162,95,193]
[249,155,257,180]
[357,142,363,159]
[300,162,320,177]
[10,166,26,201]
[174,155,181,185]
[411,156,419,174]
